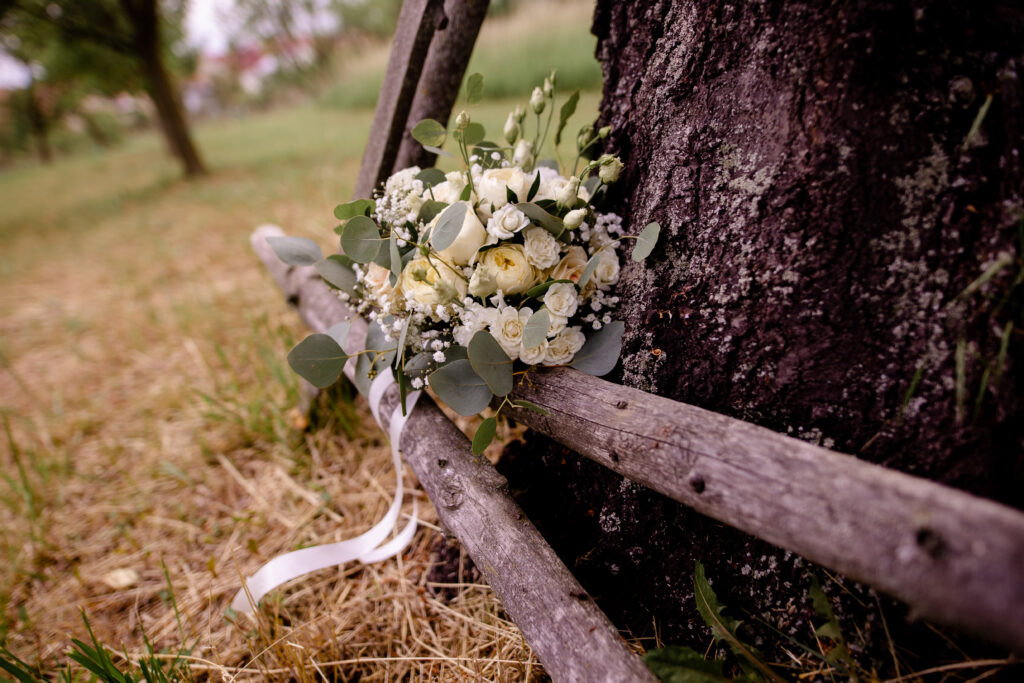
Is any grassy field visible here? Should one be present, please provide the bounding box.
[0,3,603,678]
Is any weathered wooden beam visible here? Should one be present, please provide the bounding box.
[251,225,656,683]
[393,0,490,171]
[507,368,1024,654]
[353,0,445,199]
[250,229,1024,653]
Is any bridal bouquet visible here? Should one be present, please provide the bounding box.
[268,72,659,452]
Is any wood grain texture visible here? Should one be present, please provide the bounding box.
[507,367,1024,654]
[393,0,490,171]
[353,0,445,199]
[251,226,656,682]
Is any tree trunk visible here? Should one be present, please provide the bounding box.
[502,0,1023,670]
[127,0,207,177]
[26,84,53,164]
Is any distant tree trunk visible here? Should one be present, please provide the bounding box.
[26,83,53,164]
[124,0,206,177]
[80,111,113,148]
[502,0,1023,666]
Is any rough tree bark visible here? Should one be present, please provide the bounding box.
[502,0,1023,668]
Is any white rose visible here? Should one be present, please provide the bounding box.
[543,282,579,318]
[593,248,620,289]
[478,244,540,295]
[425,171,469,205]
[519,339,548,365]
[543,326,586,366]
[549,245,587,283]
[487,204,530,240]
[468,264,498,298]
[522,227,560,269]
[491,306,532,359]
[546,310,567,337]
[432,200,487,265]
[556,176,580,207]
[529,167,561,202]
[399,256,467,307]
[477,167,529,212]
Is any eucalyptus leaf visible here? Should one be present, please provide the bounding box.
[444,345,469,363]
[418,199,448,224]
[287,334,348,388]
[524,278,572,299]
[569,321,624,376]
[577,252,601,289]
[416,168,447,188]
[466,72,484,104]
[555,90,580,146]
[389,232,402,283]
[394,315,410,368]
[512,399,550,416]
[326,321,351,348]
[315,255,357,295]
[431,202,467,252]
[267,235,322,267]
[463,122,486,147]
[468,331,513,396]
[515,202,566,239]
[334,198,375,220]
[523,309,550,349]
[423,144,455,159]
[403,351,433,379]
[412,118,446,147]
[472,417,497,455]
[429,359,493,416]
[339,215,382,263]
[632,221,661,262]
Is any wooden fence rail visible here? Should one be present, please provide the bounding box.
[252,228,1024,656]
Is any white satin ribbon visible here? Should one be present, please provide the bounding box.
[231,372,422,614]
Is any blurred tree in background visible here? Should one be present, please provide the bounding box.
[1,0,207,176]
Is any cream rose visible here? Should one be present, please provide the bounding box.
[431,200,487,265]
[487,204,530,240]
[593,248,620,289]
[399,256,467,308]
[468,265,498,298]
[478,244,540,295]
[543,326,586,366]
[519,339,548,365]
[546,310,568,337]
[363,262,396,302]
[425,171,470,205]
[490,306,532,360]
[543,282,579,318]
[476,167,529,213]
[548,245,587,283]
[522,227,560,269]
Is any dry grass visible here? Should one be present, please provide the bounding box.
[0,92,608,678]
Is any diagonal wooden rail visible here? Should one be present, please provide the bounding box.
[252,228,1024,655]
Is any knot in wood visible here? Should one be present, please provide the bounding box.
[689,473,706,494]
[439,475,465,510]
[915,526,946,559]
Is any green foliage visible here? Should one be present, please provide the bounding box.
[267,235,322,266]
[334,199,375,220]
[632,222,661,262]
[287,333,349,388]
[411,118,447,147]
[569,321,624,376]
[416,168,447,188]
[515,202,566,240]
[429,359,492,417]
[472,416,497,455]
[468,331,513,396]
[808,576,858,679]
[339,215,382,263]
[430,202,467,251]
[555,90,580,146]
[522,309,550,349]
[315,255,357,295]
[644,646,733,682]
[693,562,786,683]
[466,72,484,105]
[577,252,601,289]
